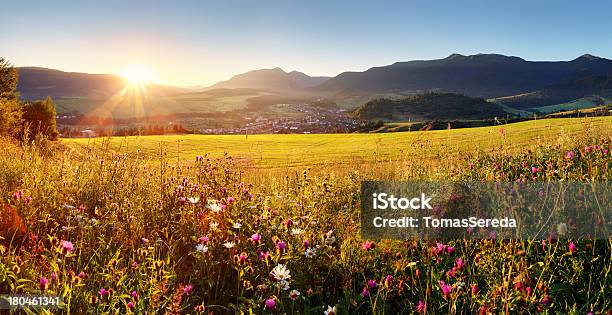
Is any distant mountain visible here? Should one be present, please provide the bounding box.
[17,67,186,100]
[353,92,507,121]
[318,54,612,98]
[209,67,329,93]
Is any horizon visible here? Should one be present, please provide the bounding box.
[13,52,609,88]
[2,1,612,86]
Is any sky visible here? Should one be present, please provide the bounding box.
[1,0,612,86]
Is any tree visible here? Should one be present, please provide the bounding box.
[0,57,23,136]
[22,96,59,140]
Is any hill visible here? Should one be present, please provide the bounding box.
[16,67,187,100]
[317,54,612,98]
[352,93,507,121]
[209,67,329,93]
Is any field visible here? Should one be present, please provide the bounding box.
[1,116,610,314]
[534,96,609,114]
[64,117,611,169]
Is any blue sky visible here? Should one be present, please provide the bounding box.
[1,0,611,86]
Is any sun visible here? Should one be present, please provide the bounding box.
[119,63,158,85]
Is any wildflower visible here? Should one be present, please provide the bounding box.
[208,200,222,213]
[324,305,337,315]
[127,301,135,309]
[367,279,376,289]
[195,244,208,254]
[565,151,575,159]
[199,236,209,244]
[361,287,369,297]
[183,284,194,295]
[471,284,478,295]
[270,264,291,281]
[61,240,74,254]
[232,222,242,229]
[455,258,465,271]
[362,240,375,251]
[384,275,393,286]
[568,242,577,254]
[259,250,271,261]
[440,281,452,299]
[285,218,293,227]
[246,233,261,244]
[131,290,139,300]
[264,298,276,310]
[178,197,187,205]
[304,248,316,258]
[223,241,235,249]
[276,240,287,251]
[210,222,219,231]
[187,196,200,204]
[291,228,304,235]
[289,289,300,300]
[141,238,149,243]
[526,287,532,296]
[238,252,248,264]
[226,196,235,204]
[446,246,455,254]
[416,300,426,313]
[303,240,310,248]
[99,288,108,297]
[541,294,552,306]
[50,272,57,282]
[40,277,49,291]
[557,223,568,236]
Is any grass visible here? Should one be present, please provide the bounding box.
[534,96,607,114]
[63,117,612,169]
[1,116,610,313]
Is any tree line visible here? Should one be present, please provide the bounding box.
[0,57,59,141]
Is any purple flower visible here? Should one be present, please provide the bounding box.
[440,281,452,299]
[128,301,135,309]
[541,294,552,306]
[39,277,49,291]
[360,287,369,297]
[362,240,375,251]
[276,240,287,251]
[455,258,464,271]
[250,233,261,243]
[98,288,108,296]
[183,284,193,295]
[264,298,276,310]
[61,240,74,253]
[568,242,577,253]
[367,279,377,289]
[416,300,426,313]
[565,151,575,159]
[226,196,235,204]
[131,290,139,300]
[446,246,455,254]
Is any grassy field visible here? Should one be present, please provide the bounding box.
[63,117,612,169]
[2,116,610,313]
[534,96,608,114]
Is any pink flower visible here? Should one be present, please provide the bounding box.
[128,301,135,309]
[439,281,452,299]
[199,236,209,244]
[183,284,193,295]
[541,294,552,306]
[565,151,575,159]
[455,258,464,271]
[367,279,377,289]
[131,290,139,300]
[471,284,478,295]
[238,252,248,264]
[250,233,261,243]
[61,240,74,254]
[446,246,455,254]
[526,287,532,296]
[362,240,375,251]
[531,166,538,174]
[50,272,57,282]
[568,242,577,253]
[39,277,49,291]
[226,196,235,204]
[361,287,369,297]
[258,250,271,261]
[276,240,287,251]
[303,240,310,248]
[98,288,108,296]
[285,218,293,227]
[416,300,426,313]
[384,275,393,286]
[264,298,276,310]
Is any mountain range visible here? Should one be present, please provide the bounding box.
[14,53,612,118]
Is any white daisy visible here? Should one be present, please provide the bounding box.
[210,221,219,231]
[289,289,301,300]
[207,200,223,213]
[233,222,242,229]
[188,196,200,204]
[223,241,235,249]
[324,305,337,315]
[291,228,304,235]
[195,244,208,254]
[305,248,316,258]
[270,264,291,281]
